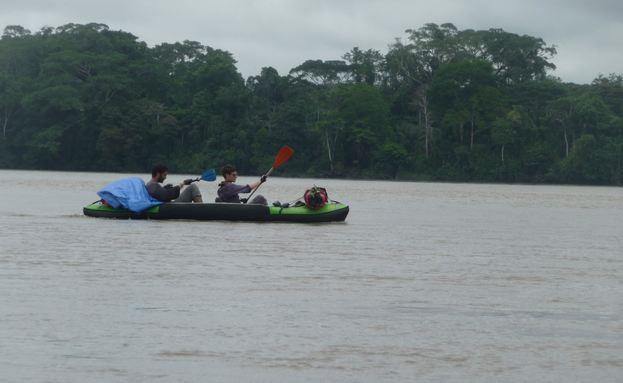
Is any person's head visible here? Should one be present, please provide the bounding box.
[151,164,168,183]
[221,164,238,182]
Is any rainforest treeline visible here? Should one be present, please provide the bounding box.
[0,23,621,184]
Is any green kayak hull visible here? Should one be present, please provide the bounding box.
[83,201,349,223]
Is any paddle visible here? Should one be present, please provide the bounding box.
[245,146,294,203]
[185,168,217,184]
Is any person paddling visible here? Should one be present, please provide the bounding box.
[146,164,203,203]
[216,165,267,205]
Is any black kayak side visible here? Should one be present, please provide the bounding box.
[83,201,349,223]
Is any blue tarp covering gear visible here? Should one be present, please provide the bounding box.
[97,177,162,212]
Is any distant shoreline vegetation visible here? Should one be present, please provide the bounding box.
[0,23,621,185]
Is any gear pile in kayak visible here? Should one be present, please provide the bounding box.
[83,200,349,223]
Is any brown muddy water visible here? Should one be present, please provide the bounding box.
[1,169,622,382]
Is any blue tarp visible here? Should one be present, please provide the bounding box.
[97,177,162,212]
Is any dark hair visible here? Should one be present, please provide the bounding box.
[221,164,237,177]
[152,164,168,177]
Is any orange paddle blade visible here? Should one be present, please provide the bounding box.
[272,145,294,169]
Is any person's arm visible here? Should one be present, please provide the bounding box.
[166,185,182,200]
[147,183,180,202]
[219,183,251,199]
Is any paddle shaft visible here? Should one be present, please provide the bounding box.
[245,167,274,203]
[243,146,293,204]
[187,169,216,184]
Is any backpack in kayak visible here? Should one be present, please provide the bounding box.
[304,186,328,209]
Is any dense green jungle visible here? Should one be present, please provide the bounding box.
[0,23,621,184]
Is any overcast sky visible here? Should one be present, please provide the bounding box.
[1,0,621,83]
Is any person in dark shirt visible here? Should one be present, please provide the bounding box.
[146,164,203,203]
[216,164,267,205]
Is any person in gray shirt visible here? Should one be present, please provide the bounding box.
[216,164,267,205]
[146,164,203,203]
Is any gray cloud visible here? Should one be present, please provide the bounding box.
[0,0,621,83]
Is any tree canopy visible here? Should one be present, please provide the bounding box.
[0,22,621,185]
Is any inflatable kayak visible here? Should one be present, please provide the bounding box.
[83,201,349,223]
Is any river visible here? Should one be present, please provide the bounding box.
[1,169,622,382]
